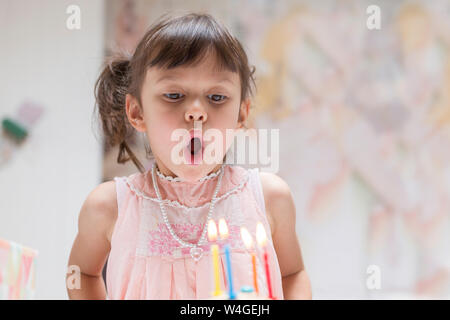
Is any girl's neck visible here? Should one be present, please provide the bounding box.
[153,157,223,181]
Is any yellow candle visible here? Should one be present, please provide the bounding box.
[251,252,258,295]
[208,220,222,296]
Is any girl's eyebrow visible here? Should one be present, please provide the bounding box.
[156,75,177,83]
[155,74,235,85]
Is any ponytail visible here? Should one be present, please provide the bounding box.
[94,56,145,173]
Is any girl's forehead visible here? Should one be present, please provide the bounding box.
[147,52,239,83]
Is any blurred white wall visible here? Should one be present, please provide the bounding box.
[0,0,104,299]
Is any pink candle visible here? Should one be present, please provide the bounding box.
[256,222,275,299]
[263,248,273,299]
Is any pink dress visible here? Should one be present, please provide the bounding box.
[106,159,284,299]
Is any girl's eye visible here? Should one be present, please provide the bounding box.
[163,93,227,103]
[208,94,227,103]
[163,93,184,101]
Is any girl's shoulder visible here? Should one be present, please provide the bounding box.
[258,171,293,237]
[80,180,118,244]
[258,171,292,200]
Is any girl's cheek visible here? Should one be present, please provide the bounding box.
[149,118,182,147]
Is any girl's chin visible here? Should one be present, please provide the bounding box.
[175,164,221,182]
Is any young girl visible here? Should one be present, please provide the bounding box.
[67,13,311,300]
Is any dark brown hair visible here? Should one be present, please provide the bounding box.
[94,13,256,173]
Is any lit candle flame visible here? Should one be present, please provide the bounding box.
[255,222,267,247]
[218,218,229,240]
[240,227,253,249]
[208,219,218,242]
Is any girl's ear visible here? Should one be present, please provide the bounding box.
[126,93,146,132]
[237,98,251,129]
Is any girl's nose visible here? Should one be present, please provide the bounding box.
[185,108,207,122]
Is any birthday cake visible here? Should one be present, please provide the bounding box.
[0,239,38,300]
[205,221,276,300]
[207,286,272,300]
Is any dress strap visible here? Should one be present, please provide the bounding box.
[248,167,266,215]
[113,176,127,217]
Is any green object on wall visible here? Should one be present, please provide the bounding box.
[2,118,28,140]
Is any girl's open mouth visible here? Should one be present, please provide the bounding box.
[184,129,203,165]
[189,137,202,155]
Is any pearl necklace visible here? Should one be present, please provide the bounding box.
[151,162,225,262]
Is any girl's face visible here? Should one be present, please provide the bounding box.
[126,53,249,182]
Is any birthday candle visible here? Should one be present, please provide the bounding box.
[207,220,222,296]
[256,222,274,299]
[240,227,258,295]
[218,218,236,300]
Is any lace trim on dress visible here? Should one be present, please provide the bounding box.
[155,166,223,182]
[124,170,250,210]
